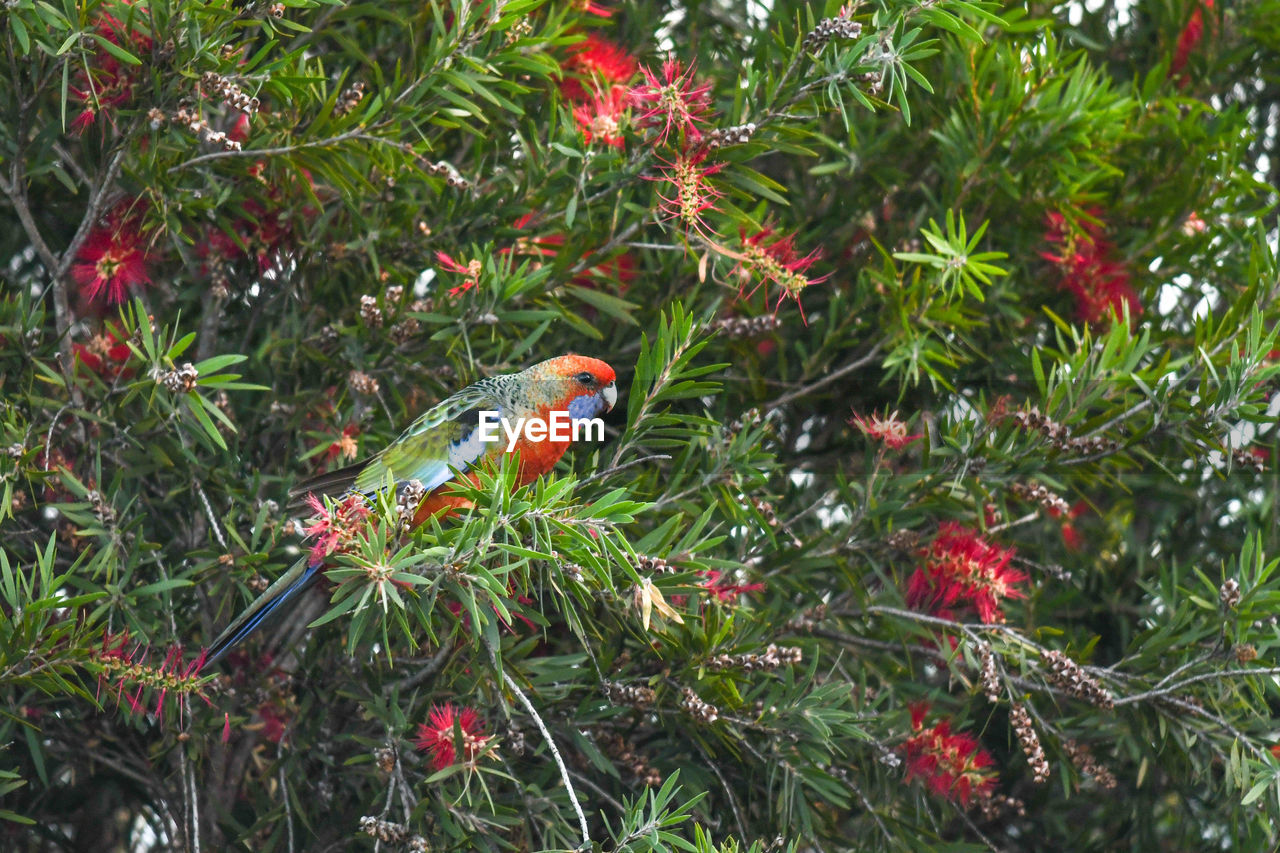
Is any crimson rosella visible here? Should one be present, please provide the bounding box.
[203,354,617,667]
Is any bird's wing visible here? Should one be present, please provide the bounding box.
[349,380,501,496]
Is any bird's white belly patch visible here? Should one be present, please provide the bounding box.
[449,426,486,471]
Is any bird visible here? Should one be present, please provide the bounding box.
[202,354,618,668]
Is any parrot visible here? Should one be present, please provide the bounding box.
[202,354,618,668]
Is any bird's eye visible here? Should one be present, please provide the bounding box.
[575,371,595,386]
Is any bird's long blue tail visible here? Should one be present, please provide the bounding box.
[203,557,321,670]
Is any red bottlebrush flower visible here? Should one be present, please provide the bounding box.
[562,34,637,101]
[575,0,613,17]
[1181,211,1208,235]
[323,424,360,463]
[628,56,713,146]
[698,568,766,603]
[587,248,636,289]
[241,199,297,273]
[508,214,635,291]
[1171,0,1213,80]
[69,8,152,134]
[849,410,921,450]
[228,112,252,143]
[256,701,291,744]
[435,251,482,297]
[906,523,1026,624]
[71,107,101,135]
[196,224,243,263]
[93,630,211,723]
[302,492,372,564]
[574,85,628,148]
[986,395,1012,424]
[503,216,633,326]
[902,705,998,805]
[73,325,135,379]
[195,172,311,276]
[736,227,828,313]
[415,703,492,771]
[649,147,723,237]
[1053,501,1090,552]
[1060,523,1082,552]
[1041,210,1140,326]
[71,205,153,304]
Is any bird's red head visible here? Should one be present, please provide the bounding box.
[526,355,618,414]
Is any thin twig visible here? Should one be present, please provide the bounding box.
[53,145,129,280]
[695,739,747,842]
[985,512,1040,535]
[765,342,885,411]
[387,642,455,693]
[624,241,689,252]
[1152,650,1220,690]
[1115,667,1280,706]
[849,775,894,847]
[43,403,73,465]
[565,219,645,277]
[1168,694,1268,761]
[391,752,415,821]
[194,479,229,550]
[568,768,625,813]
[167,129,393,173]
[51,142,92,186]
[279,757,295,853]
[187,748,202,853]
[500,668,590,849]
[576,454,671,488]
[373,759,399,853]
[954,801,1004,852]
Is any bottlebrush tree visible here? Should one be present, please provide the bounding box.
[3,0,1280,850]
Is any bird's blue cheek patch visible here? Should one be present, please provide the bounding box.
[567,393,602,421]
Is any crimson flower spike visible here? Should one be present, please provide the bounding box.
[736,227,829,321]
[302,492,372,565]
[93,630,212,724]
[906,522,1026,624]
[649,147,724,238]
[415,703,492,770]
[574,86,628,148]
[903,704,998,805]
[628,56,713,146]
[72,204,153,304]
[435,251,483,297]
[560,34,637,101]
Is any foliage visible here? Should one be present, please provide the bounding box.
[2,0,1280,850]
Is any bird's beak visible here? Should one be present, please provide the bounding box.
[602,381,617,412]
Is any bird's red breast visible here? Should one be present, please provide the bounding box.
[411,354,616,524]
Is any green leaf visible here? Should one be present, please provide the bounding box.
[89,32,142,65]
[563,284,639,326]
[185,393,227,450]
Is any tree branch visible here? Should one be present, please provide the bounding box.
[499,667,590,849]
[765,341,886,411]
